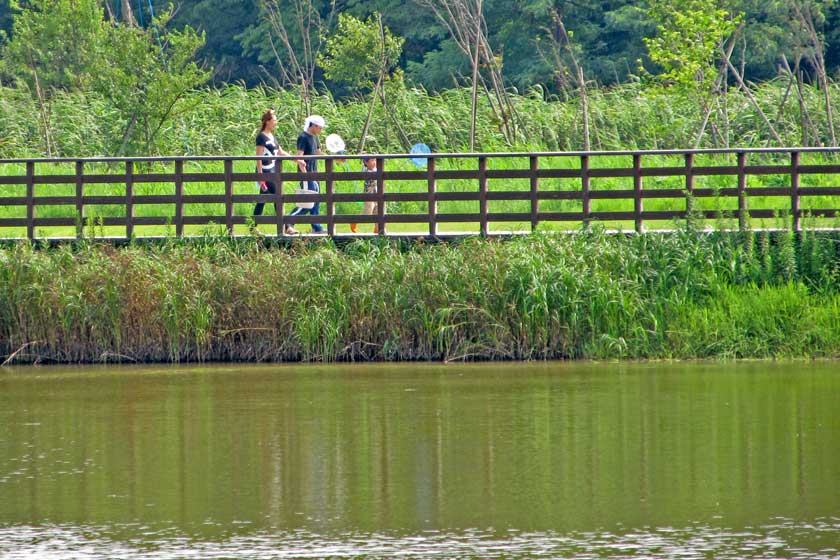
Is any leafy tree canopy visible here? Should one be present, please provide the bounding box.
[5,0,840,96]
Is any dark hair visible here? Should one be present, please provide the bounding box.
[260,109,276,132]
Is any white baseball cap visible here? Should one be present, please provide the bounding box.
[304,115,326,131]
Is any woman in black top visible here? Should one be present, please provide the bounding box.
[253,109,299,234]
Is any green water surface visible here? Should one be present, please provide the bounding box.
[1,361,838,558]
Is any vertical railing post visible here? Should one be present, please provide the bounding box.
[26,161,35,240]
[791,151,801,232]
[530,155,539,231]
[634,154,643,233]
[224,159,234,235]
[274,161,285,236]
[376,157,386,235]
[325,158,335,236]
[428,156,437,236]
[175,160,184,237]
[685,153,695,226]
[581,155,591,230]
[738,152,748,231]
[479,156,488,236]
[75,161,85,239]
[125,160,134,240]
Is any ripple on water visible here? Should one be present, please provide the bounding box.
[0,519,839,559]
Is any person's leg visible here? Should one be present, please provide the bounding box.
[263,181,278,215]
[286,202,303,234]
[254,180,275,217]
[309,181,324,232]
[254,197,265,217]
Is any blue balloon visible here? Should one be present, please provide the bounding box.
[409,143,431,168]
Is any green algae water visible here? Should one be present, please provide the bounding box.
[1,362,838,559]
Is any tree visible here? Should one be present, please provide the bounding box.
[259,0,336,113]
[532,4,595,149]
[645,0,746,147]
[2,0,105,91]
[788,0,836,146]
[0,0,210,156]
[1,0,106,155]
[318,12,403,150]
[91,10,211,154]
[0,0,15,39]
[416,0,522,147]
[170,0,263,85]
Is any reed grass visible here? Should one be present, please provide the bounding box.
[5,80,840,158]
[2,228,840,364]
[6,79,840,237]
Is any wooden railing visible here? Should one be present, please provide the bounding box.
[2,148,840,240]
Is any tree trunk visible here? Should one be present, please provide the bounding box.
[791,1,836,146]
[358,74,383,152]
[469,0,482,151]
[578,65,590,151]
[117,113,139,156]
[29,57,52,157]
[378,87,411,148]
[120,0,135,25]
[695,34,738,148]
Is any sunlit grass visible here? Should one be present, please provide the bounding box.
[4,152,840,238]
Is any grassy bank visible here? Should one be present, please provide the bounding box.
[2,229,840,364]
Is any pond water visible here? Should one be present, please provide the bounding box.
[1,361,838,559]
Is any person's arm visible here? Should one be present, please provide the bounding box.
[256,145,266,174]
[256,143,269,192]
[296,149,306,172]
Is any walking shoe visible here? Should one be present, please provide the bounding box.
[284,226,299,235]
[349,223,357,233]
[312,225,325,233]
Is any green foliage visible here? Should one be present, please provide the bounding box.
[6,77,840,158]
[0,0,14,38]
[169,0,261,83]
[14,0,833,94]
[0,0,210,155]
[3,232,840,363]
[10,1,840,96]
[1,0,105,90]
[644,0,742,93]
[90,10,211,154]
[318,12,403,94]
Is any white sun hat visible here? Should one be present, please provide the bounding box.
[303,115,326,132]
[325,133,345,153]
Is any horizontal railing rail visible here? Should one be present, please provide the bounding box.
[2,148,840,239]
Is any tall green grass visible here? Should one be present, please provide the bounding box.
[2,229,840,364]
[4,80,840,159]
[7,80,840,237]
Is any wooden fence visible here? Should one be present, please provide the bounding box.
[2,148,840,240]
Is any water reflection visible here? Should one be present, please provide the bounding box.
[1,362,839,558]
[2,519,839,559]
